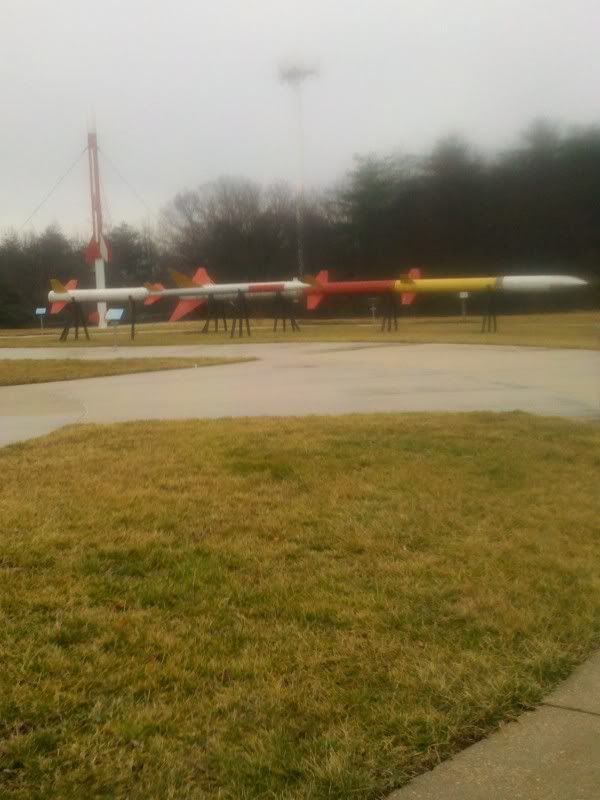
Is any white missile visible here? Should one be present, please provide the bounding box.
[48,280,150,306]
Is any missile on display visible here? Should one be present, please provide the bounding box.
[304,271,588,309]
[163,268,308,322]
[47,270,588,332]
[47,278,165,341]
[48,279,151,307]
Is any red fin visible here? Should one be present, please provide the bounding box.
[402,267,421,304]
[306,294,324,311]
[315,269,329,284]
[193,267,213,285]
[84,235,111,264]
[169,298,206,322]
[49,279,78,314]
[144,283,165,306]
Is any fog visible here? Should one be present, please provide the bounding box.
[2,0,598,234]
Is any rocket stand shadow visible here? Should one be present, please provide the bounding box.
[273,292,300,333]
[481,289,498,333]
[380,293,399,332]
[201,296,228,334]
[59,301,90,342]
[230,291,251,338]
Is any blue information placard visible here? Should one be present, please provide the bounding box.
[35,307,46,316]
[105,308,125,323]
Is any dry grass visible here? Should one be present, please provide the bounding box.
[0,357,252,386]
[0,311,598,349]
[0,414,599,799]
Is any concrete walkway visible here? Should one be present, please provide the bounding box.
[0,341,598,447]
[388,651,600,799]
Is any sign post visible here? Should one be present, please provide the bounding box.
[105,308,125,348]
[35,307,46,332]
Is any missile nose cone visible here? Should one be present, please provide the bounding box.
[501,275,589,291]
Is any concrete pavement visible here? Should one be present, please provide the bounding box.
[1,341,598,446]
[388,651,600,800]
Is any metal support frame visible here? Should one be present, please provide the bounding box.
[380,292,399,332]
[59,301,90,341]
[128,296,136,340]
[481,289,498,333]
[273,292,301,332]
[201,296,228,334]
[230,291,251,338]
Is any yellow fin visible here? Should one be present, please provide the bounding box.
[170,270,195,289]
[50,278,67,293]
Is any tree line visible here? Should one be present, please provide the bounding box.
[1,121,598,325]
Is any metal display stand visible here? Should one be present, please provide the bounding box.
[201,296,228,334]
[481,289,498,333]
[273,292,301,332]
[59,302,90,341]
[230,291,251,338]
[380,293,399,332]
[128,296,137,340]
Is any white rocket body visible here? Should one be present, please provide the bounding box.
[48,287,150,304]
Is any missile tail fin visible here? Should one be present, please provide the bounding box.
[170,269,195,289]
[305,270,329,287]
[50,278,67,294]
[49,278,77,314]
[144,283,165,305]
[170,298,206,322]
[193,267,213,285]
[399,268,421,305]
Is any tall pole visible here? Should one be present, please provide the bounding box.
[279,63,317,279]
[87,130,107,328]
[293,81,305,278]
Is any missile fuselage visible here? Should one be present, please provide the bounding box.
[48,287,150,305]
[157,279,307,301]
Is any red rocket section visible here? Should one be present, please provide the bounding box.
[84,131,111,265]
[304,269,422,310]
[248,283,286,293]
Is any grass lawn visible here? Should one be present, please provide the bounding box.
[0,357,251,386]
[0,311,598,349]
[0,414,599,799]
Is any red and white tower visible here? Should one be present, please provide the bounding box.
[84,129,111,328]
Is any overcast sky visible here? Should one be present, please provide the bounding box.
[2,0,598,236]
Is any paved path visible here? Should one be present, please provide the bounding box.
[388,651,600,800]
[1,342,598,446]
